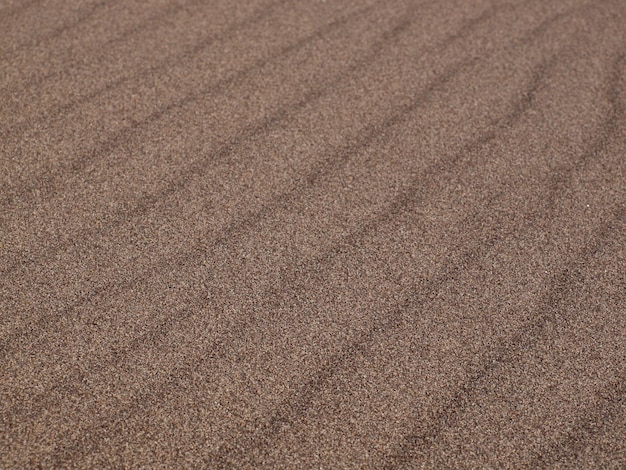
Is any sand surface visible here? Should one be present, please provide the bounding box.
[1,0,625,467]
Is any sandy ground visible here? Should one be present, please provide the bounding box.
[1,0,625,468]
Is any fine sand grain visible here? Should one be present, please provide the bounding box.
[1,0,625,468]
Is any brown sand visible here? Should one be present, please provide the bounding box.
[1,0,625,467]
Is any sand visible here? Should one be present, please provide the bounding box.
[1,0,625,467]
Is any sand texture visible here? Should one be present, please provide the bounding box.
[1,0,625,468]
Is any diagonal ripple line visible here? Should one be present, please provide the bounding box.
[383,206,626,469]
[0,0,113,61]
[2,0,625,466]
[0,0,383,244]
[1,0,576,434]
[41,23,572,466]
[0,0,432,299]
[2,0,584,285]
[0,0,528,365]
[2,0,532,458]
[1,0,543,288]
[206,52,567,466]
[529,373,626,467]
[381,52,626,469]
[0,0,303,203]
[211,40,626,465]
[0,0,289,139]
[513,51,626,470]
[0,0,284,96]
[0,0,450,403]
[3,0,428,422]
[0,0,381,280]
